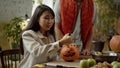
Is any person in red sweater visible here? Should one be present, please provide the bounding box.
[54,0,98,55]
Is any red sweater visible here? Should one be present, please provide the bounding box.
[60,0,94,46]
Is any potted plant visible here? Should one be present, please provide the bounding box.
[4,17,24,49]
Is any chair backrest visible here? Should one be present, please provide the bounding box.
[0,49,22,68]
[20,37,24,55]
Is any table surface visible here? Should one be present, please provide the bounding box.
[33,56,92,68]
[46,55,91,67]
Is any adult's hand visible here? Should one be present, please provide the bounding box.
[81,49,91,56]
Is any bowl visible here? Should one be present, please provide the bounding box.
[91,51,119,63]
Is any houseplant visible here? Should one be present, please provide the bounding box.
[4,17,24,49]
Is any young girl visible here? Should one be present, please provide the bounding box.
[19,5,72,68]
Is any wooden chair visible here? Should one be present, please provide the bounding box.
[0,49,22,68]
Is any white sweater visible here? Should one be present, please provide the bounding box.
[18,30,60,68]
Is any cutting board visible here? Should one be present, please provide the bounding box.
[45,60,80,68]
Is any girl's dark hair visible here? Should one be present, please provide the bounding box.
[20,5,55,55]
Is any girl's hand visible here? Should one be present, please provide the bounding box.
[59,33,73,46]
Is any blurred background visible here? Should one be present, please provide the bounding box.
[0,0,120,67]
[0,0,120,53]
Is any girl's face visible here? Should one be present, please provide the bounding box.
[39,11,54,32]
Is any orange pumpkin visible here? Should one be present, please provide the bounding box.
[110,35,120,52]
[60,44,80,62]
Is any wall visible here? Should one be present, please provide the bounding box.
[0,21,10,50]
[0,0,32,21]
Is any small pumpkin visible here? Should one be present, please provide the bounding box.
[110,35,120,52]
[60,44,80,62]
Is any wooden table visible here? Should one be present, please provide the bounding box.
[44,56,92,68]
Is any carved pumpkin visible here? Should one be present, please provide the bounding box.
[60,44,80,62]
[110,35,120,52]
